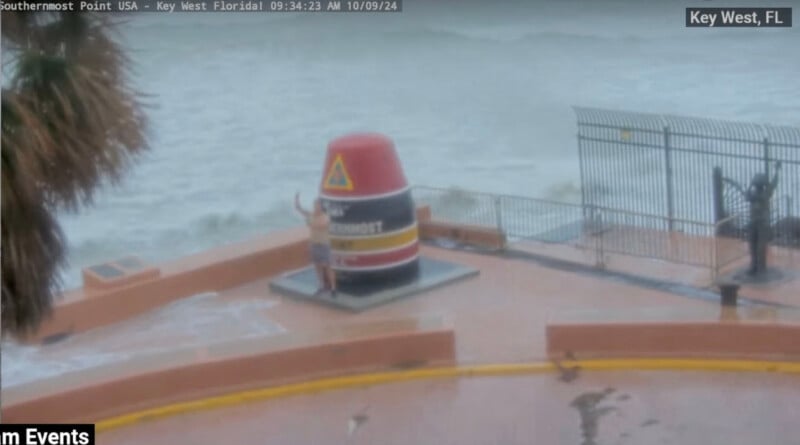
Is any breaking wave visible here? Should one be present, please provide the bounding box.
[61,204,300,290]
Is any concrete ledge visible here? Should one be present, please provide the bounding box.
[25,227,311,344]
[3,316,456,424]
[82,256,161,292]
[28,209,440,343]
[419,220,506,250]
[547,321,800,360]
[416,205,432,223]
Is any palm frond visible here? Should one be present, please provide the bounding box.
[1,134,65,337]
[2,11,149,337]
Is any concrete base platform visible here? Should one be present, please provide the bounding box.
[728,266,795,286]
[269,256,479,311]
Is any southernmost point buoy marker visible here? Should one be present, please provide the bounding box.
[272,132,476,308]
[319,133,420,293]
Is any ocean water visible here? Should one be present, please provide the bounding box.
[51,0,800,290]
[3,0,800,387]
[50,0,800,287]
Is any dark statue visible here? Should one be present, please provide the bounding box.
[744,162,782,275]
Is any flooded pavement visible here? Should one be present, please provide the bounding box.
[1,292,284,388]
[99,370,800,445]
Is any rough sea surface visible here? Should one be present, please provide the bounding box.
[56,0,800,289]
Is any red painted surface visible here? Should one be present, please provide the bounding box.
[320,133,408,197]
[333,242,419,269]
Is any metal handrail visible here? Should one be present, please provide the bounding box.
[413,185,751,284]
[412,185,585,209]
[412,185,718,228]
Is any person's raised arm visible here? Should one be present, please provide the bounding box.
[294,192,310,219]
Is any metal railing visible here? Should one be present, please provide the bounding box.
[413,186,750,282]
[412,186,585,244]
[573,107,799,239]
[712,213,750,279]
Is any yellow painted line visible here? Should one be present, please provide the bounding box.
[96,358,800,433]
[330,225,418,252]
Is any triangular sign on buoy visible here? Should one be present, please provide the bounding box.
[324,154,354,191]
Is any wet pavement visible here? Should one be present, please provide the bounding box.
[1,292,284,388]
[4,240,798,442]
[98,370,800,445]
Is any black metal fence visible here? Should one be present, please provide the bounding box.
[409,109,796,281]
[574,107,799,247]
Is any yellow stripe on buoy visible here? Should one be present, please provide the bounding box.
[329,225,418,252]
[96,358,800,433]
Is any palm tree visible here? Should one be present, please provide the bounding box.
[1,12,149,337]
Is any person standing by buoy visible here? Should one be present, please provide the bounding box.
[295,192,337,297]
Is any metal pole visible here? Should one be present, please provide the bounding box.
[577,133,587,221]
[494,196,504,234]
[763,137,771,178]
[664,126,675,231]
[711,222,719,283]
[595,209,606,269]
[712,166,726,235]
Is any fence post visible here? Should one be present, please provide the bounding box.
[663,125,675,232]
[763,137,771,178]
[594,208,606,269]
[711,222,719,283]
[712,166,727,235]
[578,133,588,220]
[494,196,504,234]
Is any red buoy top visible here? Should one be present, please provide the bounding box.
[319,133,409,199]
